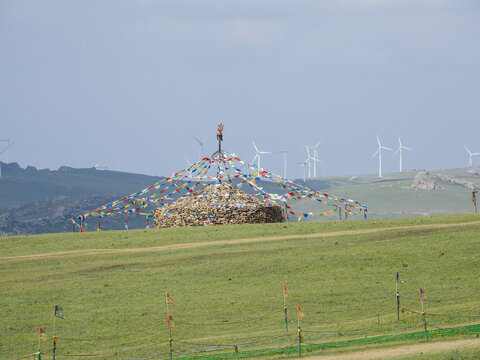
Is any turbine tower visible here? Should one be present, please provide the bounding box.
[0,141,15,180]
[296,159,308,182]
[275,150,288,179]
[372,135,392,178]
[252,140,271,170]
[193,136,207,161]
[311,140,322,177]
[393,135,413,172]
[464,145,480,167]
[0,138,11,163]
[302,145,312,178]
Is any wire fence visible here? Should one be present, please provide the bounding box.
[7,289,480,360]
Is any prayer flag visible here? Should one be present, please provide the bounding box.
[39,327,47,342]
[297,305,305,319]
[55,305,65,319]
[166,292,173,305]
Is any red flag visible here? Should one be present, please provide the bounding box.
[297,305,305,319]
[166,292,173,305]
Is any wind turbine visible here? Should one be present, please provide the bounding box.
[464,145,480,167]
[296,159,308,182]
[311,140,323,177]
[302,145,312,178]
[372,135,393,178]
[252,140,271,170]
[0,140,15,180]
[0,138,12,163]
[193,136,207,161]
[393,135,413,172]
[275,150,288,179]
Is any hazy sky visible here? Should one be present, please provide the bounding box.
[1,0,479,179]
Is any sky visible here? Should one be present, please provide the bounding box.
[1,0,479,179]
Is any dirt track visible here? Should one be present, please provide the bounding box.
[303,337,480,359]
[1,219,480,264]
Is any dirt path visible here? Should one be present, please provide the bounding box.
[1,220,480,264]
[303,337,480,359]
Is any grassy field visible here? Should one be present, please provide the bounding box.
[1,214,480,359]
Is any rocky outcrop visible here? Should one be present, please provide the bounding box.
[411,171,478,191]
[436,174,476,190]
[411,172,437,190]
[154,183,284,228]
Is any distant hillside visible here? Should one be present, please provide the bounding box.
[1,161,479,235]
[291,167,480,221]
[0,162,164,210]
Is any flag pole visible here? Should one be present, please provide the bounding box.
[396,272,400,321]
[166,292,173,360]
[53,306,57,360]
[420,288,428,342]
[37,327,42,360]
[38,327,41,358]
[297,305,302,357]
[283,284,288,334]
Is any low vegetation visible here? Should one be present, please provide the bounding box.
[1,214,479,359]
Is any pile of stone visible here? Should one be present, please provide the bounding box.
[411,171,437,190]
[154,183,284,228]
[411,171,477,191]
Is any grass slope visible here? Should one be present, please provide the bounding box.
[295,168,480,220]
[1,215,480,359]
[0,162,163,210]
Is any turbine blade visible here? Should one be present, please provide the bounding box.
[397,134,402,147]
[393,147,400,156]
[464,145,472,155]
[314,140,322,149]
[382,146,393,151]
[252,154,258,163]
[252,140,259,152]
[193,136,202,144]
[372,149,379,157]
[404,146,413,151]
[376,135,381,147]
[302,145,310,156]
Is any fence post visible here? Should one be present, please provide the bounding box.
[283,284,288,334]
[396,272,400,321]
[166,292,174,360]
[420,288,428,342]
[297,305,304,358]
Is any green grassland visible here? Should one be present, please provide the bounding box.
[1,215,480,359]
[294,168,480,221]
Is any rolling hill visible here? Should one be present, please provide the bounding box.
[0,161,479,235]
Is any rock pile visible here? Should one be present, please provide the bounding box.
[411,171,478,191]
[154,183,284,228]
[411,171,437,190]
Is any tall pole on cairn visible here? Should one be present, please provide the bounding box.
[217,123,224,154]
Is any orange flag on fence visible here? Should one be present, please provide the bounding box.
[297,305,305,319]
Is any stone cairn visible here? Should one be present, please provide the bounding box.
[154,183,284,228]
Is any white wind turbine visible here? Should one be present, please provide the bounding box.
[302,145,312,178]
[252,140,272,170]
[193,136,207,161]
[0,140,15,180]
[372,135,393,178]
[296,159,308,182]
[0,138,12,163]
[311,140,323,177]
[393,135,413,172]
[464,145,480,167]
[275,150,288,179]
